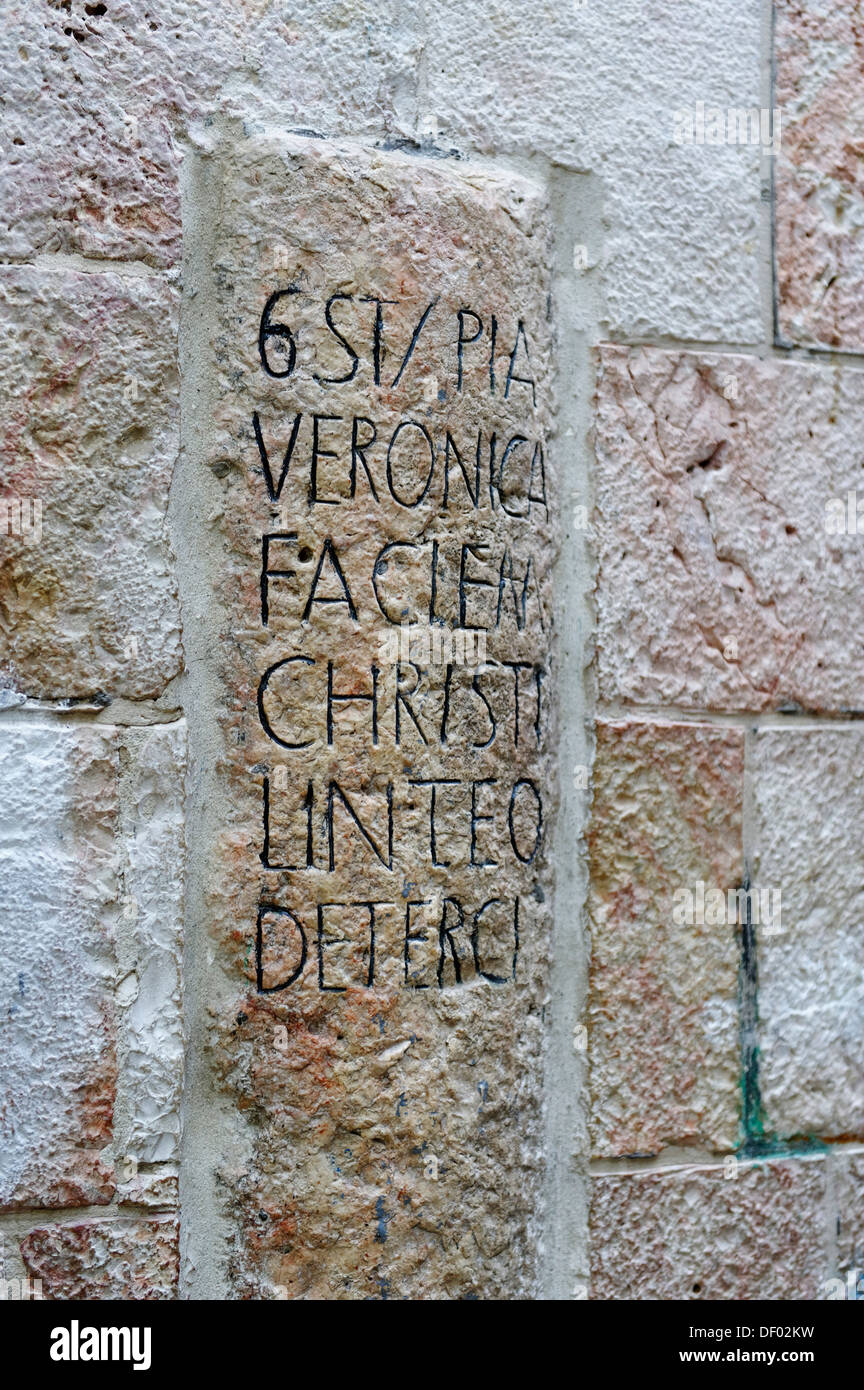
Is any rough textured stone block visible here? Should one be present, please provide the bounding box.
[0,720,186,1211]
[117,1167,179,1211]
[751,729,864,1140]
[1,0,422,267]
[426,0,761,341]
[775,0,864,349]
[20,1218,179,1300]
[201,134,555,1298]
[0,268,182,701]
[0,724,118,1210]
[588,721,743,1157]
[3,1,760,339]
[590,1158,828,1300]
[595,345,864,713]
[834,1151,864,1273]
[118,723,187,1164]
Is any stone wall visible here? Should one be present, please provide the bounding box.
[0,0,862,1300]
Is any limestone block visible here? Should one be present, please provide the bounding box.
[0,721,187,1210]
[1,0,423,267]
[0,724,118,1210]
[595,345,864,713]
[116,1167,179,1211]
[0,268,182,701]
[590,1158,828,1300]
[751,729,864,1140]
[2,1,760,338]
[588,721,743,1157]
[20,1218,179,1300]
[775,0,864,349]
[426,0,762,340]
[202,134,556,1298]
[834,1151,864,1275]
[118,723,187,1164]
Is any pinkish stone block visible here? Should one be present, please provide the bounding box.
[595,345,864,713]
[1,0,422,268]
[775,0,864,350]
[590,1157,828,1300]
[588,721,743,1157]
[20,1218,179,1300]
[0,267,181,701]
[834,1151,864,1275]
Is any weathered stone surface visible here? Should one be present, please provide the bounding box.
[588,721,742,1157]
[0,720,187,1212]
[834,1151,864,1273]
[117,1167,179,1211]
[751,729,864,1140]
[201,135,555,1298]
[2,0,761,340]
[595,345,864,713]
[426,0,762,341]
[20,1218,179,1300]
[0,724,118,1210]
[1,0,422,267]
[775,0,864,349]
[0,268,182,701]
[117,723,187,1164]
[590,1158,828,1300]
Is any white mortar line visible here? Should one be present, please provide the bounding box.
[172,125,248,1302]
[597,703,864,729]
[0,252,166,279]
[601,336,864,369]
[761,0,779,351]
[0,701,184,727]
[590,1146,856,1178]
[540,163,600,1301]
[0,1203,179,1226]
